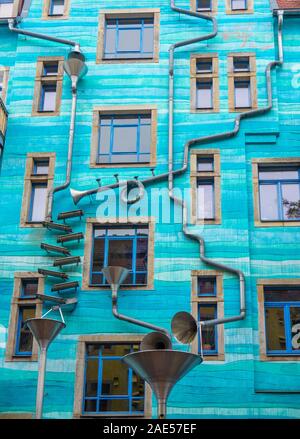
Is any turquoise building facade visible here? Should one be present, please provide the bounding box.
[0,0,299,418]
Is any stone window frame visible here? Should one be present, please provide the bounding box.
[257,278,300,361]
[0,67,9,103]
[90,105,157,169]
[96,8,160,64]
[5,272,44,362]
[190,53,219,113]
[20,152,56,228]
[42,0,71,20]
[252,157,300,227]
[190,149,221,225]
[190,0,218,14]
[191,270,224,361]
[225,0,254,14]
[32,56,64,117]
[73,334,152,418]
[82,217,155,291]
[228,52,257,112]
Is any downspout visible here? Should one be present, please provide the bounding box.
[8,19,83,221]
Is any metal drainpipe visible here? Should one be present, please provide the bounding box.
[8,18,82,221]
[111,286,171,337]
[46,87,78,221]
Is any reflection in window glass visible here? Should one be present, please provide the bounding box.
[39,83,57,112]
[198,277,216,296]
[197,180,214,219]
[21,279,39,297]
[197,0,212,11]
[198,304,217,354]
[29,183,47,222]
[84,343,145,415]
[15,307,35,355]
[196,58,213,73]
[196,81,213,109]
[98,114,151,164]
[234,79,251,108]
[104,17,154,59]
[233,57,250,72]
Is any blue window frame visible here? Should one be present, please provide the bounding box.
[264,286,300,356]
[196,80,213,109]
[28,182,48,223]
[15,306,35,356]
[83,343,145,415]
[91,226,149,286]
[198,277,217,297]
[198,304,218,355]
[39,83,57,112]
[197,179,215,219]
[104,17,154,60]
[20,279,39,298]
[49,0,64,16]
[98,114,151,164]
[234,79,251,108]
[231,0,247,10]
[197,0,212,11]
[258,166,300,221]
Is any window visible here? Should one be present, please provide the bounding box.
[97,9,160,63]
[83,343,145,415]
[252,159,300,227]
[0,0,19,18]
[226,0,253,13]
[191,0,217,13]
[228,53,257,111]
[191,271,224,360]
[6,273,44,362]
[90,106,157,168]
[73,335,152,418]
[91,226,149,287]
[43,0,70,19]
[0,67,9,102]
[32,57,64,116]
[191,54,219,112]
[190,150,221,224]
[83,218,155,290]
[20,153,55,228]
[257,280,300,360]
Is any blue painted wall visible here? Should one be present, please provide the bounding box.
[0,0,299,418]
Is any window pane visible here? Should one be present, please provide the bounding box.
[33,159,49,175]
[197,0,212,10]
[21,279,38,297]
[140,124,151,154]
[40,84,56,112]
[136,238,148,271]
[101,360,128,395]
[196,82,213,109]
[197,181,214,219]
[198,277,216,296]
[234,80,251,108]
[197,157,214,172]
[265,307,286,351]
[113,126,137,153]
[29,184,47,222]
[233,57,250,72]
[264,287,300,302]
[290,307,300,351]
[104,28,116,54]
[0,1,14,17]
[85,359,99,397]
[108,239,133,270]
[43,62,58,76]
[199,305,217,352]
[17,307,35,354]
[232,0,247,10]
[92,239,105,273]
[196,58,213,73]
[50,0,64,15]
[98,125,111,155]
[259,167,299,181]
[282,183,300,220]
[259,184,279,221]
[118,28,141,52]
[142,27,154,54]
[99,399,129,412]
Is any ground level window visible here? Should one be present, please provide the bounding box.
[264,286,300,355]
[83,343,145,415]
[91,226,149,286]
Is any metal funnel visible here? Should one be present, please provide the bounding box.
[64,50,88,89]
[122,349,202,419]
[25,318,66,351]
[171,311,198,344]
[102,266,129,292]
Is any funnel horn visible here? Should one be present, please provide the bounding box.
[25,318,66,351]
[141,332,172,351]
[70,188,89,205]
[122,350,202,419]
[171,311,198,344]
[102,266,129,292]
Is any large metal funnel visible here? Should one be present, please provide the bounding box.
[25,318,66,351]
[64,50,88,89]
[102,266,129,292]
[123,349,202,419]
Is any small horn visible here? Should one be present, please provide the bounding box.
[70,188,88,205]
[140,331,172,351]
[171,311,198,344]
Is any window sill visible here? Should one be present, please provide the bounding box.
[96,57,158,64]
[82,283,154,291]
[20,222,45,228]
[260,355,300,362]
[79,413,146,419]
[254,220,300,228]
[32,110,60,117]
[5,354,38,362]
[90,162,155,169]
